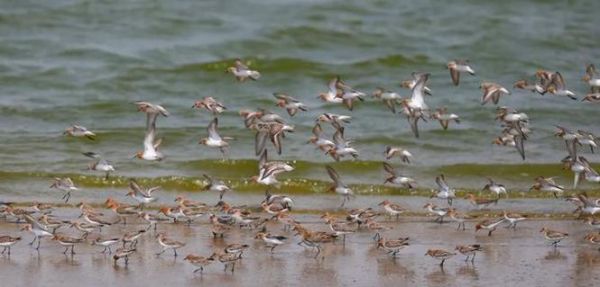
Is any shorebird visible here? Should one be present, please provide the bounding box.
[69,221,95,239]
[255,232,287,253]
[535,69,555,94]
[192,96,226,115]
[254,121,294,156]
[307,123,335,152]
[52,234,83,255]
[175,195,207,209]
[583,232,600,250]
[426,249,456,268]
[423,203,449,223]
[106,199,140,225]
[202,174,231,200]
[224,243,250,258]
[377,237,409,257]
[0,235,21,255]
[226,59,260,82]
[400,100,428,139]
[113,247,136,265]
[432,174,456,205]
[126,179,159,208]
[64,124,96,140]
[316,113,352,127]
[530,176,564,198]
[50,177,78,203]
[138,211,167,231]
[372,88,402,113]
[199,117,233,159]
[482,178,508,198]
[378,200,406,220]
[430,107,460,130]
[252,150,294,187]
[406,72,430,111]
[325,165,354,208]
[22,215,53,250]
[122,230,146,248]
[293,224,338,259]
[540,227,568,247]
[39,215,63,233]
[503,211,527,229]
[455,244,482,263]
[82,152,115,180]
[400,72,432,95]
[321,213,357,244]
[325,125,359,161]
[133,101,168,161]
[574,193,600,215]
[184,254,215,275]
[273,93,307,116]
[92,237,120,254]
[384,146,412,163]
[155,232,185,257]
[209,214,232,238]
[448,208,470,231]
[582,64,600,93]
[480,82,510,105]
[210,251,241,273]
[513,79,544,94]
[447,60,475,86]
[335,77,366,111]
[475,218,505,236]
[546,72,577,100]
[466,194,498,209]
[582,93,600,103]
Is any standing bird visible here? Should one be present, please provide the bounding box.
[447,60,475,86]
[113,247,136,265]
[530,176,564,198]
[133,101,168,161]
[184,254,215,275]
[226,59,260,82]
[325,165,354,208]
[50,177,79,203]
[455,244,482,263]
[199,117,232,159]
[255,232,287,253]
[82,152,115,180]
[540,227,568,247]
[155,232,186,257]
[426,249,456,268]
[475,218,505,236]
[0,235,21,255]
[482,178,508,198]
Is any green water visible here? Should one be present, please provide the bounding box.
[1,0,599,197]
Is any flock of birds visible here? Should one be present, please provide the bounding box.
[2,59,600,274]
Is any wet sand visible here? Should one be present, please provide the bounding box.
[0,209,599,287]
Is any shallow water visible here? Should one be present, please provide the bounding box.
[0,211,598,287]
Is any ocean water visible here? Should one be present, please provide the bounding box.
[1,0,599,193]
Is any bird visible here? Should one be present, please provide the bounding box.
[455,244,482,263]
[423,203,449,223]
[325,125,359,161]
[432,174,456,205]
[113,247,136,265]
[51,234,83,255]
[400,72,432,95]
[325,165,354,208]
[513,79,544,94]
[226,59,260,82]
[82,152,115,180]
[49,177,79,203]
[582,64,600,93]
[546,72,577,100]
[273,93,307,116]
[199,117,233,159]
[63,124,96,140]
[255,232,287,253]
[202,174,231,200]
[475,218,505,236]
[132,101,168,161]
[430,107,460,130]
[540,227,568,247]
[155,232,185,257]
[378,200,406,220]
[382,163,416,189]
[0,235,21,256]
[384,146,412,163]
[480,82,510,105]
[252,150,294,188]
[426,249,456,268]
[192,96,226,115]
[184,254,215,275]
[482,178,508,198]
[530,176,564,198]
[307,123,335,152]
[126,179,159,208]
[91,237,121,254]
[372,88,402,113]
[503,211,527,229]
[377,237,409,257]
[447,60,475,86]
